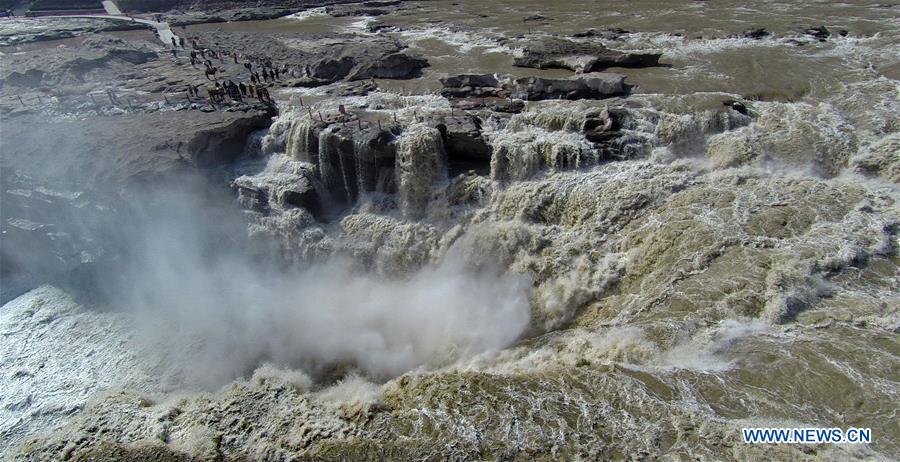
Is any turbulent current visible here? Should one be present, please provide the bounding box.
[1,0,899,461]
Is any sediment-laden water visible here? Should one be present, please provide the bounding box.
[1,1,898,460]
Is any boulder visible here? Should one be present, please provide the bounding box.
[436,116,492,162]
[236,183,270,212]
[512,37,661,72]
[441,72,627,102]
[572,27,630,40]
[741,28,770,39]
[302,41,428,81]
[344,52,428,80]
[439,73,503,98]
[803,26,830,41]
[723,99,751,116]
[513,74,627,100]
[367,21,396,33]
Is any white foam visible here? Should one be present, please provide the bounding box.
[660,320,768,371]
[0,286,161,454]
[284,7,328,21]
[398,26,512,54]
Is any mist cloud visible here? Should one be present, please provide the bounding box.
[104,181,531,388]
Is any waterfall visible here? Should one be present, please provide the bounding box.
[354,137,379,196]
[396,124,447,219]
[317,127,344,202]
[336,140,358,204]
[489,130,598,182]
[285,118,321,166]
[315,127,360,204]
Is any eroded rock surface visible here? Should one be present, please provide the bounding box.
[512,36,661,72]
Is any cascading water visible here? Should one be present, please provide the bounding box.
[7,3,899,459]
[353,137,380,196]
[316,126,354,203]
[396,123,448,219]
[284,117,321,165]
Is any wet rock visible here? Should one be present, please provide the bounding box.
[279,188,322,219]
[303,42,428,81]
[236,183,270,212]
[572,29,598,38]
[440,73,501,90]
[191,31,428,83]
[723,99,751,116]
[280,119,400,203]
[344,52,428,81]
[523,14,549,22]
[439,73,503,98]
[441,72,627,102]
[803,25,831,41]
[482,98,525,113]
[435,116,492,162]
[513,73,627,100]
[367,21,396,33]
[572,27,630,40]
[512,37,661,72]
[741,28,770,39]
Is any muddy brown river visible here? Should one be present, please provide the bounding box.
[1,1,898,460]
